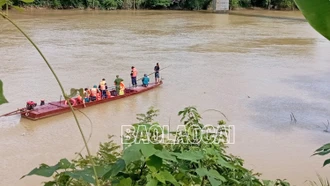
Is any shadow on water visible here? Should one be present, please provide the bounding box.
[248,72,330,133]
[282,73,330,102]
[248,96,330,132]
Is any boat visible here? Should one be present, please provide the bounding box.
[0,80,163,121]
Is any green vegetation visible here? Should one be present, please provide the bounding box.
[229,0,296,10]
[21,106,291,186]
[0,0,298,11]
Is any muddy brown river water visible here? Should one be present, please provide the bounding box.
[0,9,330,186]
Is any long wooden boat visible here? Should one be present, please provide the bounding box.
[1,81,163,121]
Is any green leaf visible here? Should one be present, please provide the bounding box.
[191,174,202,184]
[58,158,74,169]
[122,144,142,165]
[21,158,74,179]
[102,159,126,179]
[293,0,330,40]
[228,178,240,184]
[117,177,132,186]
[195,168,226,183]
[153,144,163,150]
[172,150,204,163]
[146,179,158,186]
[262,180,275,186]
[0,0,6,8]
[154,172,166,184]
[146,175,158,186]
[132,123,152,129]
[315,143,330,152]
[161,170,179,186]
[65,171,95,184]
[140,144,158,157]
[323,159,330,167]
[0,80,8,105]
[110,159,126,176]
[208,177,223,186]
[146,155,162,172]
[12,5,25,12]
[155,149,177,162]
[313,149,330,156]
[217,156,236,170]
[208,169,226,182]
[20,0,34,3]
[44,181,57,186]
[21,164,59,179]
[195,168,208,177]
[94,165,112,177]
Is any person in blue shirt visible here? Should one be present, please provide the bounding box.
[142,74,149,87]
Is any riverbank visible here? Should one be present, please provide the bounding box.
[2,0,299,13]
[3,6,305,21]
[228,9,305,21]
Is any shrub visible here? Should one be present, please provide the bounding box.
[21,106,291,186]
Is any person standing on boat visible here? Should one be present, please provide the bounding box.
[154,63,160,84]
[114,75,123,96]
[99,78,107,99]
[130,66,138,87]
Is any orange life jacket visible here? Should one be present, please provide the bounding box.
[132,68,137,77]
[120,82,125,90]
[65,98,76,106]
[76,95,82,104]
[97,93,101,100]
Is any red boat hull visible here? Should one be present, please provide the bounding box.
[20,81,163,121]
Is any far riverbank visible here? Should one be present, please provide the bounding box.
[3,6,306,21]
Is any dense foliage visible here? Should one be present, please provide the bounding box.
[1,0,297,10]
[229,0,296,10]
[21,106,291,186]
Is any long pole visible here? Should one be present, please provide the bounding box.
[104,65,171,90]
[136,65,171,82]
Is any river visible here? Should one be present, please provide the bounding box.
[0,9,329,186]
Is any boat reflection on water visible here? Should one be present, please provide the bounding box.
[0,114,21,128]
